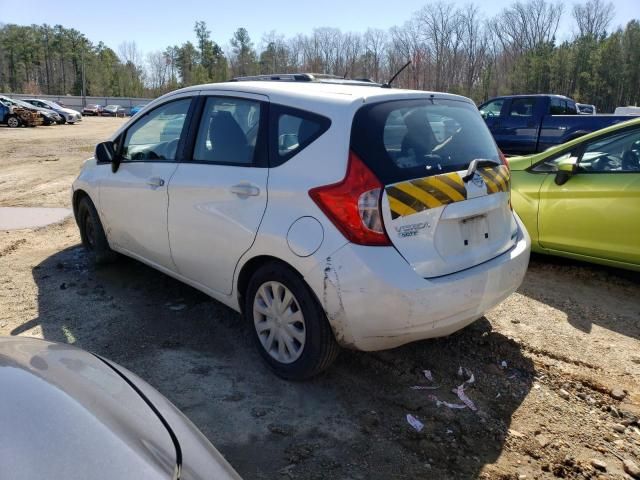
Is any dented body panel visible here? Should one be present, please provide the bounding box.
[306,214,530,351]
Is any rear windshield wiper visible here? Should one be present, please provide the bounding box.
[462,159,500,183]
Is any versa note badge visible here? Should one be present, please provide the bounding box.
[395,222,430,237]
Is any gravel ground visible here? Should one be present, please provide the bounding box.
[1,118,639,479]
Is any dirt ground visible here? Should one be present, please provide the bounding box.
[1,118,639,479]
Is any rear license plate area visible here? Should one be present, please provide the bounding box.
[460,214,489,247]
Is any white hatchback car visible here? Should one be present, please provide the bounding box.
[73,74,530,380]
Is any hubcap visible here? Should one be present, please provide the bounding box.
[253,281,306,364]
[8,117,18,127]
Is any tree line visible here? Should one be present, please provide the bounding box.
[1,0,638,111]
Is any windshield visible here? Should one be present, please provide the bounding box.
[4,98,34,109]
[351,98,500,184]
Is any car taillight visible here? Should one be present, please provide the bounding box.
[309,151,390,246]
[499,150,509,172]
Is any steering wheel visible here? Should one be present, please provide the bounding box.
[590,154,621,172]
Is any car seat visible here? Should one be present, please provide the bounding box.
[621,149,640,171]
[207,111,251,163]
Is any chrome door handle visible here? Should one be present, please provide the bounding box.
[147,177,165,187]
[230,183,260,197]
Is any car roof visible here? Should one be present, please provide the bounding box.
[533,116,640,157]
[167,80,473,107]
[487,94,573,101]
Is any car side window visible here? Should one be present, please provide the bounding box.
[193,97,261,165]
[271,105,331,166]
[550,98,565,115]
[479,99,504,118]
[121,98,191,162]
[509,98,535,117]
[578,128,640,173]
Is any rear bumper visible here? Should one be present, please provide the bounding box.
[306,215,531,351]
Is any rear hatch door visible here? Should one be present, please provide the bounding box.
[351,96,518,278]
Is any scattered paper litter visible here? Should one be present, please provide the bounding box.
[406,414,424,432]
[455,385,477,411]
[457,366,475,385]
[409,368,438,390]
[453,366,478,411]
[428,394,467,409]
[500,360,508,368]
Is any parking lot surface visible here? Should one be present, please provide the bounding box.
[1,118,639,479]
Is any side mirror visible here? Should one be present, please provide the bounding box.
[95,141,120,173]
[554,162,576,186]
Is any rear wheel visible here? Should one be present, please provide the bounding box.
[245,262,340,380]
[7,116,20,128]
[77,197,118,265]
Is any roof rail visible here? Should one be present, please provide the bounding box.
[231,73,358,82]
[230,74,315,82]
[230,73,378,85]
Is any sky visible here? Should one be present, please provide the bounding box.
[1,0,638,56]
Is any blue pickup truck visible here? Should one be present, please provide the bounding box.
[478,94,631,155]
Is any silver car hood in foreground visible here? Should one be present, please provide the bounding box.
[0,337,240,480]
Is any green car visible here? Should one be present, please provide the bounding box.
[508,117,640,271]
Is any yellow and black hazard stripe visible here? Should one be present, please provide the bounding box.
[385,172,467,220]
[478,165,510,194]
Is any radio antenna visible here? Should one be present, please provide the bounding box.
[382,61,411,88]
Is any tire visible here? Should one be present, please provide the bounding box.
[245,261,340,380]
[7,116,20,128]
[77,196,118,265]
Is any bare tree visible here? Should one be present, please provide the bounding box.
[363,29,387,81]
[146,51,169,92]
[118,41,142,66]
[494,0,564,53]
[573,0,615,38]
[459,4,488,96]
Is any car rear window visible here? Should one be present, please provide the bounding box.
[350,98,500,184]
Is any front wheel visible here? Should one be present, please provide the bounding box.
[245,262,340,380]
[77,197,118,265]
[7,116,20,128]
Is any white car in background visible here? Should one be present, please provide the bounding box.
[614,106,640,116]
[72,74,530,380]
[21,97,82,124]
[576,103,596,115]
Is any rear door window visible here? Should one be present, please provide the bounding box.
[351,98,500,184]
[193,96,263,165]
[509,98,535,117]
[550,98,565,115]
